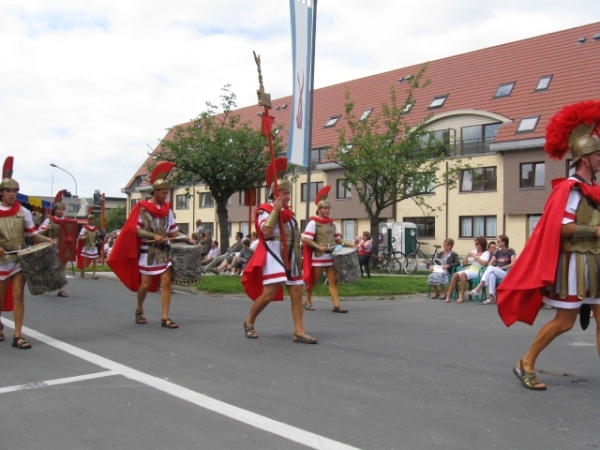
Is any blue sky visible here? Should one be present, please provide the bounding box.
[0,0,599,198]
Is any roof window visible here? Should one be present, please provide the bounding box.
[535,76,552,91]
[359,109,373,122]
[578,36,587,44]
[324,115,341,128]
[516,116,540,133]
[494,82,515,98]
[429,95,448,109]
[402,103,414,114]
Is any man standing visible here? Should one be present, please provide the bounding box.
[77,214,99,279]
[0,157,54,349]
[108,162,195,329]
[194,219,204,236]
[242,159,317,343]
[39,190,71,298]
[302,186,355,312]
[498,100,600,390]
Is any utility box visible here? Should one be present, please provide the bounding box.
[391,222,418,255]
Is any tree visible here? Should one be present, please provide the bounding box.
[106,205,126,232]
[153,85,279,253]
[335,64,469,255]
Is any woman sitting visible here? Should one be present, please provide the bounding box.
[444,236,490,303]
[468,234,516,304]
[427,238,460,299]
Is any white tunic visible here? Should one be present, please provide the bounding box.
[79,226,99,259]
[302,219,341,267]
[136,205,179,276]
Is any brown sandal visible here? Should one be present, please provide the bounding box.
[161,318,178,329]
[12,336,32,350]
[513,360,547,390]
[244,322,258,339]
[332,306,348,313]
[293,333,318,344]
[135,309,147,324]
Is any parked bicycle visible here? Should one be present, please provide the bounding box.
[404,241,441,275]
[368,238,405,275]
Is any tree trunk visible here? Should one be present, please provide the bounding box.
[215,200,230,254]
[370,213,382,259]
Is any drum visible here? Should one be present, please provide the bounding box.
[332,247,361,284]
[17,242,67,296]
[170,243,203,284]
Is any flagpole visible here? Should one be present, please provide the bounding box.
[304,0,318,226]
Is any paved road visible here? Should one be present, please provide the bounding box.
[1,273,599,450]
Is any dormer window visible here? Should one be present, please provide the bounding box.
[535,76,552,91]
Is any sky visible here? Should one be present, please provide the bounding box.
[1,0,599,198]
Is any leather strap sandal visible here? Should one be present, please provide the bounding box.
[244,322,258,339]
[293,333,318,344]
[332,306,348,313]
[12,336,32,350]
[513,360,547,390]
[135,309,147,324]
[161,318,178,329]
[303,303,315,311]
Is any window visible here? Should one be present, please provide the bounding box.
[460,167,497,192]
[402,103,414,114]
[535,75,552,91]
[407,172,436,195]
[130,199,138,210]
[494,82,515,98]
[239,221,249,237]
[359,109,373,122]
[336,179,352,199]
[265,186,272,200]
[516,116,540,133]
[461,123,501,154]
[178,223,189,235]
[342,220,355,240]
[203,222,214,234]
[429,95,448,109]
[175,194,189,210]
[422,129,450,156]
[301,181,323,202]
[324,115,340,128]
[460,216,497,238]
[520,162,545,188]
[403,217,436,238]
[310,147,329,164]
[67,204,76,213]
[199,192,214,208]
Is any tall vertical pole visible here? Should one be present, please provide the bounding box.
[304,0,318,226]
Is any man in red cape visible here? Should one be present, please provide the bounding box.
[302,185,354,312]
[0,157,54,349]
[108,162,195,329]
[241,160,317,344]
[497,100,600,390]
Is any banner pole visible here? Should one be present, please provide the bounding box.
[304,0,317,226]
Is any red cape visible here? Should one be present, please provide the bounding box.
[497,178,600,326]
[302,216,334,286]
[76,225,97,269]
[241,203,295,301]
[107,200,171,292]
[0,202,21,311]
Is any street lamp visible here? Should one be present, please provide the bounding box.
[50,163,78,219]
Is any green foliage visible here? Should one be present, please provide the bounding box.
[335,64,469,252]
[153,85,282,252]
[106,205,126,232]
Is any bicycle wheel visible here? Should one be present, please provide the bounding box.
[386,252,405,275]
[404,253,419,275]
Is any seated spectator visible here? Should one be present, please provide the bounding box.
[427,238,460,299]
[198,230,212,259]
[468,234,516,304]
[203,232,244,274]
[230,239,254,276]
[487,241,497,255]
[356,231,373,278]
[201,240,221,266]
[249,231,259,251]
[445,236,490,303]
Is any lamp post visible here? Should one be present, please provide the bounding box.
[50,163,78,220]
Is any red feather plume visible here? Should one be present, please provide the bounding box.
[265,157,287,185]
[544,100,600,160]
[150,162,175,185]
[315,185,331,205]
[53,189,65,204]
[2,156,14,180]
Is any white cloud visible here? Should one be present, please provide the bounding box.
[0,0,599,197]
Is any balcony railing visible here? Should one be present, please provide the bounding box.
[460,138,495,155]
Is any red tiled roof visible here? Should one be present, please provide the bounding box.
[125,21,600,188]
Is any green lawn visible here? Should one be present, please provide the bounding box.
[194,274,430,297]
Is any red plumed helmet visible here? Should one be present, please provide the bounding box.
[150,162,175,190]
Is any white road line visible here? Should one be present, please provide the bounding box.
[0,371,118,394]
[2,319,362,450]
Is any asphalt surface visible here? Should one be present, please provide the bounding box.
[1,272,600,450]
